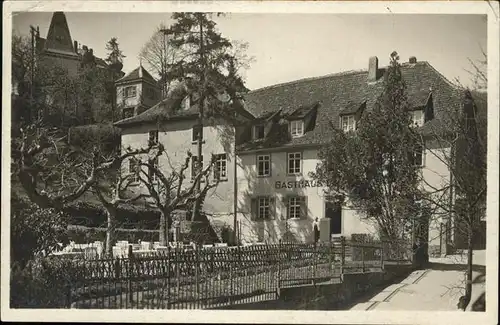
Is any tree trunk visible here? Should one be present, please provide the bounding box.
[463,226,474,310]
[105,206,117,257]
[159,210,169,246]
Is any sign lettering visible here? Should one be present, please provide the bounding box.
[275,180,325,189]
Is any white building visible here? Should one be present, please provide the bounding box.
[115,56,472,255]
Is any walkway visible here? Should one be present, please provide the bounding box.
[350,250,486,311]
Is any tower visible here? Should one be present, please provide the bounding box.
[115,64,161,119]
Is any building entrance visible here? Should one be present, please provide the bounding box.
[325,200,342,235]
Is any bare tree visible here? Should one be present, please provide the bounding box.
[12,121,156,211]
[138,23,187,98]
[419,52,487,311]
[131,145,220,245]
[93,164,150,257]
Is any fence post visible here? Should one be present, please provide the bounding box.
[361,245,365,273]
[195,245,200,299]
[380,242,384,271]
[127,244,133,306]
[166,246,171,310]
[340,236,345,276]
[229,248,234,306]
[277,239,281,298]
[328,241,333,275]
[312,242,317,285]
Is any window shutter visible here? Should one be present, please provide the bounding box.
[269,197,276,220]
[269,153,272,177]
[301,196,308,219]
[283,196,289,220]
[251,198,257,221]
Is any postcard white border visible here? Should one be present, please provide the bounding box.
[2,1,499,324]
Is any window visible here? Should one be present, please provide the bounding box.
[253,125,265,140]
[290,120,304,137]
[287,152,302,175]
[287,196,306,219]
[258,197,270,220]
[123,107,135,119]
[341,115,356,132]
[191,155,203,180]
[214,153,227,180]
[124,85,137,98]
[412,144,424,167]
[257,154,271,177]
[148,130,158,146]
[410,110,424,127]
[192,125,203,143]
[148,156,159,182]
[128,159,140,183]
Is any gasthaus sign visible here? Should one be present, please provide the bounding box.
[274,180,326,189]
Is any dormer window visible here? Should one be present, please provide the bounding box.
[341,115,356,132]
[253,125,265,140]
[290,120,304,137]
[410,110,424,127]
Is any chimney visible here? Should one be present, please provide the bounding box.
[90,48,93,56]
[409,56,417,64]
[367,56,379,82]
[74,40,78,53]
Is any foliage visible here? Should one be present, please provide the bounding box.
[10,198,70,267]
[11,33,117,129]
[68,123,121,155]
[105,37,126,65]
[164,13,250,121]
[312,52,422,241]
[10,257,81,308]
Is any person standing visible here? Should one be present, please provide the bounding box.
[312,217,320,246]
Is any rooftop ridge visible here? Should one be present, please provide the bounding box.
[247,61,430,95]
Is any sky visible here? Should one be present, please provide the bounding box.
[12,12,487,90]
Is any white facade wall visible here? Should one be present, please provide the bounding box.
[120,120,236,227]
[235,148,377,243]
[120,123,452,246]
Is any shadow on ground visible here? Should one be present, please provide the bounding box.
[471,292,485,311]
[427,262,485,274]
[341,272,412,310]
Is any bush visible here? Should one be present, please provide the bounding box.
[10,258,81,308]
[11,198,70,267]
[68,123,121,154]
[350,233,377,261]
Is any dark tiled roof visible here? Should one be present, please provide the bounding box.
[237,61,464,152]
[339,101,365,116]
[114,84,196,127]
[117,66,157,84]
[114,81,255,127]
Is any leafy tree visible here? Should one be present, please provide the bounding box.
[163,13,249,224]
[311,52,422,242]
[105,37,126,65]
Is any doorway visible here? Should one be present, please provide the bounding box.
[325,201,342,235]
